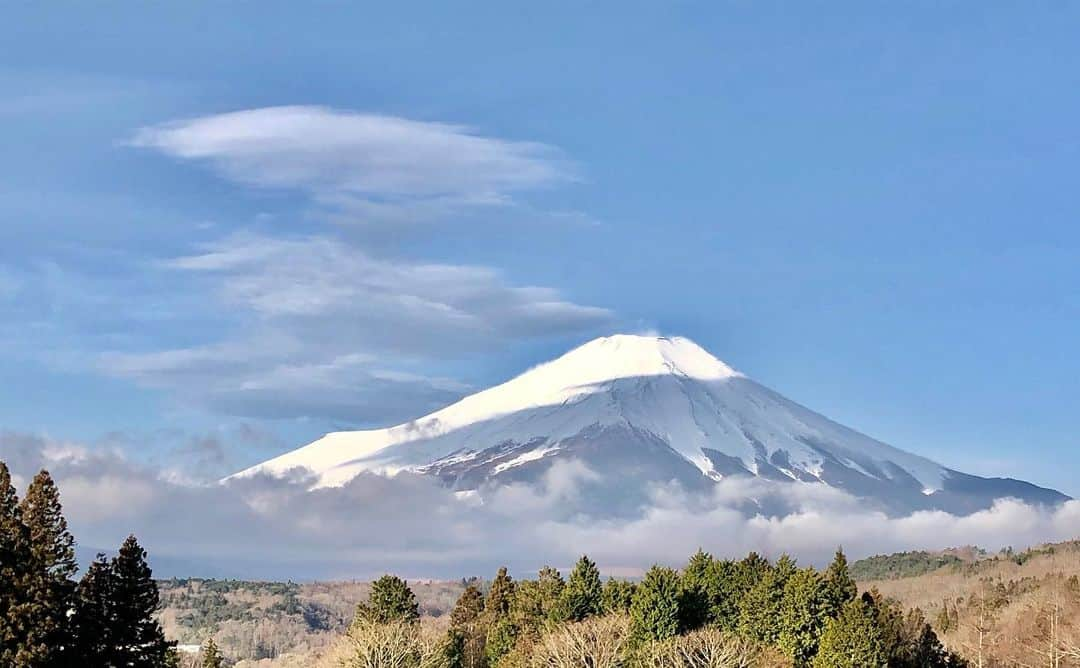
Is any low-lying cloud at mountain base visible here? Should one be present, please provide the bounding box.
[4,429,1077,581]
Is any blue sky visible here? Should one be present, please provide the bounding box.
[2,2,1078,495]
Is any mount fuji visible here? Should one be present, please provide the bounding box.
[233,335,1067,516]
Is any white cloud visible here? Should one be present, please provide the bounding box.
[100,232,612,423]
[4,432,1078,580]
[131,106,574,224]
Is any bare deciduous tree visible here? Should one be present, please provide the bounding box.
[529,615,630,668]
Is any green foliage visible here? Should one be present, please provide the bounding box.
[677,549,714,632]
[358,575,421,625]
[737,557,787,645]
[0,461,31,666]
[511,567,564,638]
[860,591,966,668]
[630,565,681,644]
[849,551,963,581]
[483,567,517,667]
[202,636,225,668]
[451,584,486,629]
[822,549,858,616]
[812,597,887,668]
[18,469,79,665]
[71,554,116,663]
[448,584,487,668]
[778,567,829,667]
[110,534,175,666]
[485,617,518,667]
[601,578,636,615]
[486,567,516,619]
[556,555,602,622]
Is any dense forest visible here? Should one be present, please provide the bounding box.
[320,551,965,668]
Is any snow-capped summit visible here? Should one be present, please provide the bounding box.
[232,334,1067,515]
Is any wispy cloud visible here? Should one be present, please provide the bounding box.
[100,232,612,424]
[131,106,575,224]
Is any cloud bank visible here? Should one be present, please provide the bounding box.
[4,432,1077,581]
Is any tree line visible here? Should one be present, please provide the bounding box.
[344,551,968,668]
[0,461,175,667]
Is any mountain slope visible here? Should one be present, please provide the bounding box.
[233,335,1067,515]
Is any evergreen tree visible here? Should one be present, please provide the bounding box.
[536,566,565,623]
[201,637,224,668]
[483,568,517,667]
[822,548,858,615]
[109,535,173,666]
[778,567,829,667]
[450,584,486,629]
[706,558,741,631]
[70,554,115,664]
[485,567,515,619]
[357,574,420,625]
[484,618,518,668]
[812,597,887,668]
[678,549,714,632]
[448,584,486,668]
[0,461,31,666]
[511,567,563,638]
[556,555,602,622]
[737,559,787,644]
[601,578,636,615]
[19,469,78,664]
[629,565,681,644]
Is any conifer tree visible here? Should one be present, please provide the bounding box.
[778,567,829,667]
[601,578,636,615]
[511,567,563,638]
[19,469,78,664]
[629,565,681,644]
[357,574,420,625]
[707,558,741,631]
[485,567,515,619]
[450,584,486,629]
[0,461,31,666]
[536,566,565,623]
[556,555,602,622]
[678,549,714,632]
[448,584,487,668]
[738,561,787,644]
[822,548,858,616]
[201,637,224,668]
[70,554,115,665]
[812,597,887,668]
[109,535,173,666]
[484,567,517,667]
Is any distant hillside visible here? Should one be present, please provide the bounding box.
[850,550,967,580]
[158,578,466,665]
[859,540,1080,666]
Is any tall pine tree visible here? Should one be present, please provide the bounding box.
[629,566,681,644]
[70,554,115,665]
[556,555,602,622]
[0,461,32,666]
[678,549,714,632]
[822,548,858,616]
[484,567,517,668]
[109,535,173,666]
[19,469,78,664]
[201,637,224,668]
[356,574,420,625]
